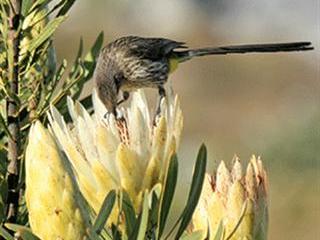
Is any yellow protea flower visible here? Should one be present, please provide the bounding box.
[47,89,183,213]
[25,121,89,240]
[190,156,268,240]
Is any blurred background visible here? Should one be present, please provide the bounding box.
[53,1,319,239]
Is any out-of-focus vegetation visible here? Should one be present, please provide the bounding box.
[52,0,318,239]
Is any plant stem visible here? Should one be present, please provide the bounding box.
[6,0,22,223]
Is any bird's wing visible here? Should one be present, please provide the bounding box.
[127,37,187,60]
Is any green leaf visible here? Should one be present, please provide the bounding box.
[84,31,104,63]
[91,190,116,235]
[0,177,8,203]
[213,221,225,240]
[0,2,8,33]
[0,203,5,222]
[57,0,76,16]
[26,1,65,29]
[180,230,206,240]
[79,94,93,112]
[136,191,150,240]
[147,184,162,239]
[21,0,33,16]
[69,31,104,99]
[150,183,162,199]
[111,224,121,240]
[0,226,13,240]
[65,37,84,92]
[0,112,12,139]
[87,230,101,240]
[76,37,84,60]
[175,144,207,239]
[38,59,67,111]
[28,16,66,53]
[122,191,137,237]
[29,0,54,14]
[158,153,178,238]
[4,224,40,240]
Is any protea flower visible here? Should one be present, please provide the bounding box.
[190,156,268,240]
[25,121,89,239]
[47,89,183,215]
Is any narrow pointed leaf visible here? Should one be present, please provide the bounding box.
[50,58,67,91]
[37,59,67,114]
[0,226,13,240]
[0,112,12,139]
[57,0,76,16]
[136,192,150,240]
[21,0,33,16]
[0,178,8,204]
[213,221,224,240]
[87,231,100,240]
[84,31,104,63]
[79,94,93,112]
[29,0,53,13]
[175,144,207,239]
[76,37,84,60]
[122,191,137,237]
[4,224,40,240]
[91,190,116,235]
[28,16,66,53]
[158,153,178,238]
[148,185,162,239]
[111,224,121,240]
[69,32,104,99]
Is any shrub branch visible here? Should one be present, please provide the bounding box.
[6,0,22,223]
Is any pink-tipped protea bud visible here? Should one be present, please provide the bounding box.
[190,156,268,240]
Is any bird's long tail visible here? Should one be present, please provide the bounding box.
[176,42,313,62]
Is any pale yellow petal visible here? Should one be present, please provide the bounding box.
[142,155,161,191]
[191,174,213,232]
[95,124,120,182]
[231,157,242,181]
[207,192,226,238]
[117,143,144,208]
[225,181,252,239]
[25,121,88,239]
[245,163,257,200]
[152,116,167,166]
[127,104,149,160]
[216,161,231,204]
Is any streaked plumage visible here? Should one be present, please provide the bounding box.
[94,36,313,115]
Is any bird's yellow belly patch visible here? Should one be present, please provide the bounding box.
[169,58,179,73]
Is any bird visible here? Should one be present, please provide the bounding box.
[93,36,313,116]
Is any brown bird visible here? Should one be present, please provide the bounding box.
[93,36,313,116]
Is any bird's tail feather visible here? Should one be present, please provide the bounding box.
[176,42,313,62]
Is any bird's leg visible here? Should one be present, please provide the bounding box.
[154,86,166,125]
[117,91,130,105]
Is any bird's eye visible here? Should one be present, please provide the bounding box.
[114,73,124,85]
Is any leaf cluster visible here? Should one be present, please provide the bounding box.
[88,145,208,240]
[0,0,103,232]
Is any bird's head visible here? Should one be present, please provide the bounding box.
[93,46,123,117]
[96,83,118,116]
[95,74,118,116]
